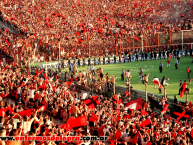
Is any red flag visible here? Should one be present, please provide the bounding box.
[35,69,44,77]
[140,118,151,127]
[179,15,184,17]
[127,39,130,43]
[18,109,34,117]
[161,104,169,112]
[1,92,8,98]
[141,107,148,116]
[115,130,122,140]
[125,98,142,110]
[133,132,139,143]
[123,115,132,119]
[134,36,141,42]
[133,2,138,7]
[173,111,189,122]
[27,71,30,76]
[67,81,72,86]
[76,32,80,36]
[37,84,46,89]
[68,116,87,128]
[35,69,38,74]
[104,15,108,20]
[146,9,151,12]
[44,72,48,80]
[191,129,193,138]
[5,39,9,45]
[97,125,105,136]
[20,82,25,87]
[98,29,103,34]
[147,142,152,145]
[0,106,14,117]
[153,39,157,43]
[59,123,72,132]
[39,69,44,76]
[38,104,47,111]
[78,39,83,43]
[112,19,114,25]
[180,83,186,97]
[189,101,193,108]
[19,46,23,55]
[89,112,98,122]
[125,91,130,96]
[117,99,123,104]
[55,75,57,81]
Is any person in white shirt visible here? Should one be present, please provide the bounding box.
[28,87,35,103]
[126,70,131,79]
[82,70,86,77]
[103,125,110,136]
[121,128,129,139]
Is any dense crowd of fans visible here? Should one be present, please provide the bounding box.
[0,0,193,61]
[0,0,193,144]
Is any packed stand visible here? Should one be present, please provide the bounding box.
[0,0,193,60]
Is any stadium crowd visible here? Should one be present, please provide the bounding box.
[0,0,193,144]
[0,0,193,61]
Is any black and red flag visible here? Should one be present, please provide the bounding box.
[83,96,100,109]
[173,111,189,122]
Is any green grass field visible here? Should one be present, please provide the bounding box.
[35,56,193,102]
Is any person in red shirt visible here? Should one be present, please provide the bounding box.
[166,58,170,68]
[187,66,191,79]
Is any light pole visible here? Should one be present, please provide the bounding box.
[58,42,61,64]
[141,35,144,52]
[164,86,167,99]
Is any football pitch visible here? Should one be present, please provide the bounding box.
[36,56,193,102]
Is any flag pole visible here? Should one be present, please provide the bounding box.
[164,86,166,99]
[113,76,116,95]
[59,42,60,63]
[145,83,147,102]
[89,39,90,58]
[46,61,47,76]
[141,35,143,52]
[186,93,188,105]
[29,58,31,75]
[129,77,131,95]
